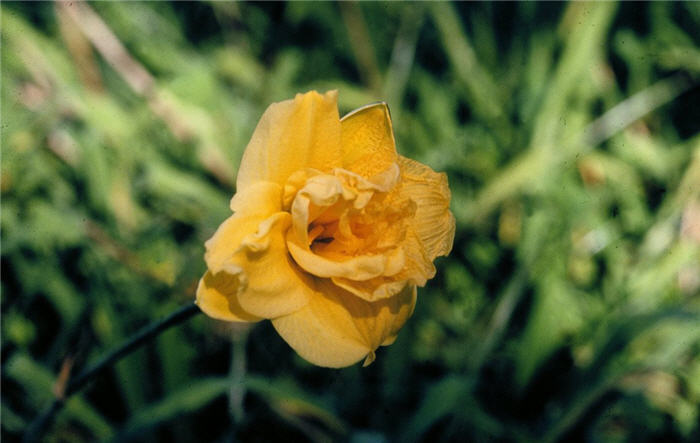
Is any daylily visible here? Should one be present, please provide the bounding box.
[197,91,455,367]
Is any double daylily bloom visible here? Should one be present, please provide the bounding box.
[197,91,455,367]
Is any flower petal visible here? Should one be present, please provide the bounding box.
[196,271,261,322]
[340,102,398,179]
[205,182,283,274]
[287,238,404,281]
[330,229,435,301]
[229,181,283,215]
[271,290,370,368]
[398,155,456,260]
[205,181,312,319]
[229,212,315,319]
[331,276,407,301]
[341,282,417,351]
[272,280,416,368]
[204,213,264,275]
[285,168,405,281]
[236,91,343,190]
[377,284,417,347]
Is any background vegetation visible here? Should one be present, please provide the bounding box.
[2,1,699,442]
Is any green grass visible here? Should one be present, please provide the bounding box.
[2,2,699,442]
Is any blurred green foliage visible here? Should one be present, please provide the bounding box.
[2,1,699,442]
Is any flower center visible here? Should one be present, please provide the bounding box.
[300,174,415,259]
[282,164,414,281]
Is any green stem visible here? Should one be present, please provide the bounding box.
[23,303,201,443]
[228,328,249,425]
[469,268,528,372]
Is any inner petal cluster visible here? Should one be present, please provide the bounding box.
[283,164,414,294]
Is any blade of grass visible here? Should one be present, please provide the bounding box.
[529,1,618,151]
[465,73,696,226]
[542,309,700,443]
[383,5,424,119]
[114,378,231,442]
[56,0,234,185]
[339,2,383,97]
[428,2,503,122]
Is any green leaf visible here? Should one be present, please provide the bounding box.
[116,378,229,440]
[400,376,472,442]
[245,375,346,434]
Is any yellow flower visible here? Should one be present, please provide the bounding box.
[196,91,455,367]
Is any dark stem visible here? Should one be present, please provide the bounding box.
[23,303,201,442]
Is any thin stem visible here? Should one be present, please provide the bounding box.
[23,303,201,443]
[469,268,528,372]
[228,327,249,425]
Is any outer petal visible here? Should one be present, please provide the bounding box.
[196,271,261,322]
[205,182,283,274]
[236,91,343,190]
[229,181,284,215]
[398,156,456,260]
[340,103,397,179]
[272,280,416,368]
[204,182,313,319]
[228,212,315,319]
[377,285,417,349]
[342,282,417,353]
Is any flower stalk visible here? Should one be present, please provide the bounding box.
[23,303,201,442]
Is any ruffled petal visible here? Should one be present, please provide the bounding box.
[340,102,398,179]
[330,229,435,301]
[398,156,456,260]
[287,237,405,281]
[205,182,283,274]
[272,280,416,368]
[285,166,404,281]
[331,276,407,301]
[205,181,312,319]
[204,213,265,275]
[196,271,261,322]
[228,213,315,319]
[236,91,343,190]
